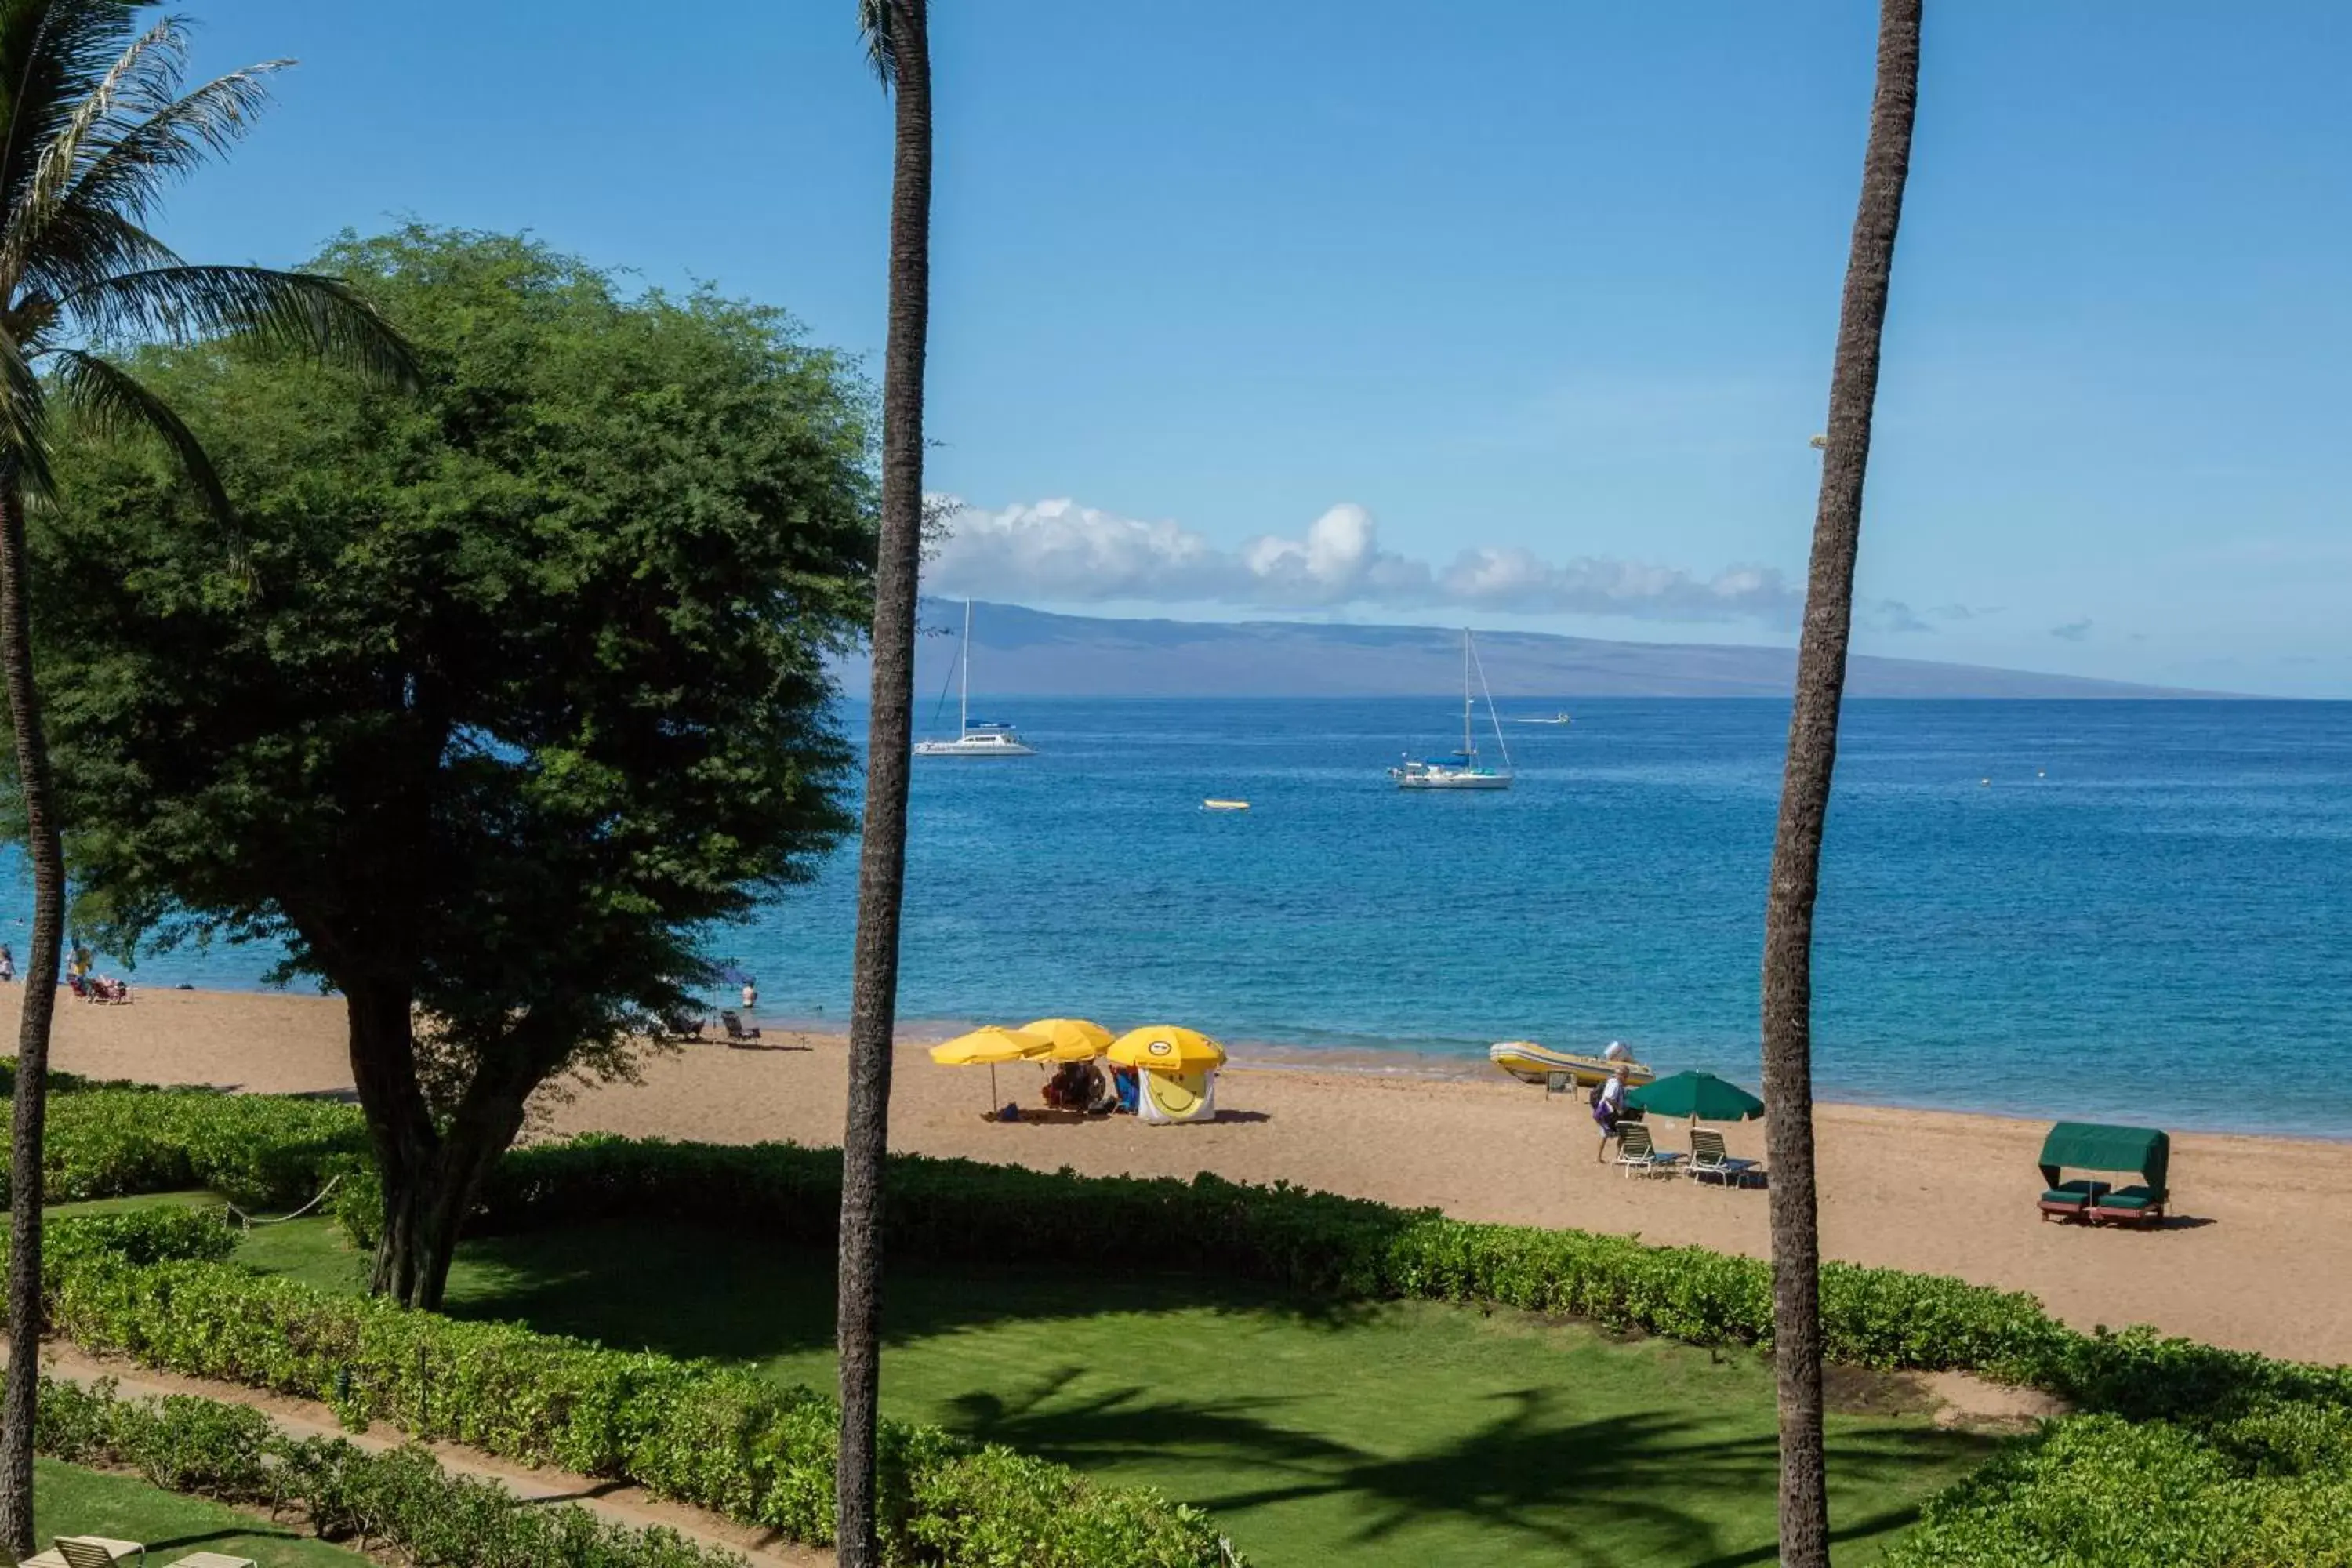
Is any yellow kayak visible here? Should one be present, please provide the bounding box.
[1488,1041,1657,1089]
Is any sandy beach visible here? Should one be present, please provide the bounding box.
[16,986,2350,1367]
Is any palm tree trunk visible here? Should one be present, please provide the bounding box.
[0,471,66,1561]
[837,2,931,1563]
[1761,4,1922,1565]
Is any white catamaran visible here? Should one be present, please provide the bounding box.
[1390,630,1513,790]
[914,601,1037,757]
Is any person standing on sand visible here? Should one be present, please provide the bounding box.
[67,942,91,982]
[1592,1065,1628,1158]
[0,946,13,983]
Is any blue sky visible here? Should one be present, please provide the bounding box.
[161,2,2352,694]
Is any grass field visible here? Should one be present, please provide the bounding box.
[107,1200,1991,1568]
[34,1457,365,1568]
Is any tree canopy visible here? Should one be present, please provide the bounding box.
[31,224,877,1303]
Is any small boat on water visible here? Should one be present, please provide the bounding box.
[1202,799,1250,811]
[1391,630,1514,790]
[1513,713,1573,726]
[916,600,1037,757]
[1489,1040,1657,1089]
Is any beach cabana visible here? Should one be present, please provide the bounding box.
[1108,1025,1225,1124]
[2038,1122,2170,1225]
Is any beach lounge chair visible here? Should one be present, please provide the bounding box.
[1611,1123,1684,1179]
[27,1537,144,1568]
[2088,1184,2167,1227]
[1685,1129,1761,1188]
[2037,1178,2107,1221]
[718,1010,761,1044]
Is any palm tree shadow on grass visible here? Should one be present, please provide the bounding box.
[952,1370,1991,1566]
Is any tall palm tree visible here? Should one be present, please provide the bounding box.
[838,2,930,1564]
[0,3,410,1552]
[1759,3,1923,1565]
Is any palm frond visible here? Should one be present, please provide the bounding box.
[0,0,154,231]
[49,345,230,524]
[0,317,55,492]
[9,199,176,310]
[856,0,899,89]
[56,263,418,385]
[9,60,282,302]
[16,11,183,229]
[59,59,286,223]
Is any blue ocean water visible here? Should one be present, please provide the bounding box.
[15,699,2352,1134]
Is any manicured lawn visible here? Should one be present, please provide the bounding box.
[170,1206,1996,1568]
[34,1457,365,1568]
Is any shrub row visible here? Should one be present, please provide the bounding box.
[31,1205,241,1272]
[3,1085,367,1210]
[1882,1402,2352,1567]
[460,1134,2073,1376]
[456,1135,2352,1430]
[45,1243,1242,1568]
[37,1375,749,1568]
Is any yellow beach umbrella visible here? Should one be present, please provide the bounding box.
[929,1025,1052,1111]
[1107,1025,1227,1074]
[1021,1018,1116,1062]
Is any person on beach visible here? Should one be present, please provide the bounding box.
[0,945,13,983]
[1592,1066,1627,1154]
[67,942,91,982]
[740,979,757,1011]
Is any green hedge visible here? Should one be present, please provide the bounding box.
[1882,1403,2352,1567]
[459,1134,2068,1377]
[2,1083,366,1210]
[45,1244,1240,1568]
[36,1375,749,1568]
[31,1205,241,1272]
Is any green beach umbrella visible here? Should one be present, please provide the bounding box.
[1624,1071,1764,1123]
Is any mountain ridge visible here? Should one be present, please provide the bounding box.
[848,601,2225,700]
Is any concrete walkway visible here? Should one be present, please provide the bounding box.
[22,1341,828,1568]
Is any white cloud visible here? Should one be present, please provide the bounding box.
[2049,619,2094,643]
[927,499,1801,625]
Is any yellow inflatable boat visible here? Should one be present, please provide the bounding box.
[1487,1041,1657,1089]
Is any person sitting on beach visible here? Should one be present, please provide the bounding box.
[1043,1059,1103,1112]
[1109,1064,1139,1116]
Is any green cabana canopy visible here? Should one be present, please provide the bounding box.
[2038,1122,2169,1196]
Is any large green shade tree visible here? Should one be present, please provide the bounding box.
[34,227,877,1311]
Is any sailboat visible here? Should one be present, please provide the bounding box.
[1390,630,1513,790]
[914,601,1037,757]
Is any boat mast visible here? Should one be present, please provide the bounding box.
[1461,629,1475,760]
[960,598,972,739]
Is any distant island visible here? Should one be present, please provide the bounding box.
[836,601,2216,700]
